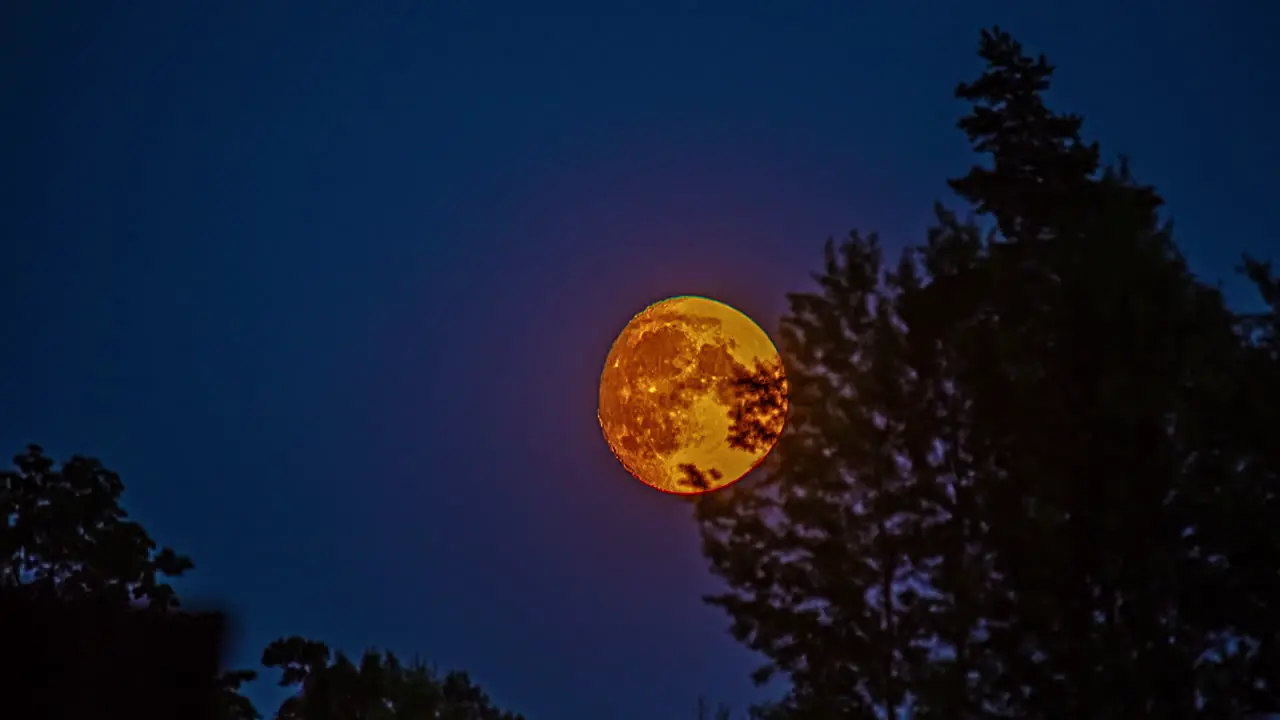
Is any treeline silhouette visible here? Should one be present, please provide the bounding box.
[0,444,525,720]
[696,26,1280,720]
[4,26,1278,720]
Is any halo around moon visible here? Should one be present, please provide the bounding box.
[597,295,789,495]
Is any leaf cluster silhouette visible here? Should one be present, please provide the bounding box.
[726,358,790,454]
[680,462,724,491]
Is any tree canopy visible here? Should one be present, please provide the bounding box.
[0,444,526,720]
[695,26,1280,719]
[1,443,193,607]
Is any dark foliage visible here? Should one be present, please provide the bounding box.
[726,358,790,454]
[262,635,526,720]
[0,445,525,719]
[0,444,259,719]
[680,463,725,491]
[0,589,227,720]
[0,444,192,607]
[696,27,1280,719]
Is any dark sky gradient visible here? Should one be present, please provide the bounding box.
[4,2,1277,717]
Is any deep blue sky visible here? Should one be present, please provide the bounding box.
[3,2,1277,717]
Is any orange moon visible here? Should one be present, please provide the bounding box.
[598,296,789,495]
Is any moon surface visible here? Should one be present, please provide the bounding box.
[598,296,788,495]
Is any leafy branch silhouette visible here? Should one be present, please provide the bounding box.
[725,358,788,453]
[677,463,722,491]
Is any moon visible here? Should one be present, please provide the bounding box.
[598,295,789,495]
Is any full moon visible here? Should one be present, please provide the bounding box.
[598,295,788,495]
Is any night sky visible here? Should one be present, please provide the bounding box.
[4,2,1277,717]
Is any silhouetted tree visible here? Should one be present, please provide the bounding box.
[1,444,191,606]
[0,444,260,718]
[696,232,938,719]
[696,27,1280,719]
[935,28,1280,717]
[0,444,532,719]
[262,635,526,720]
[218,669,264,720]
[0,445,262,712]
